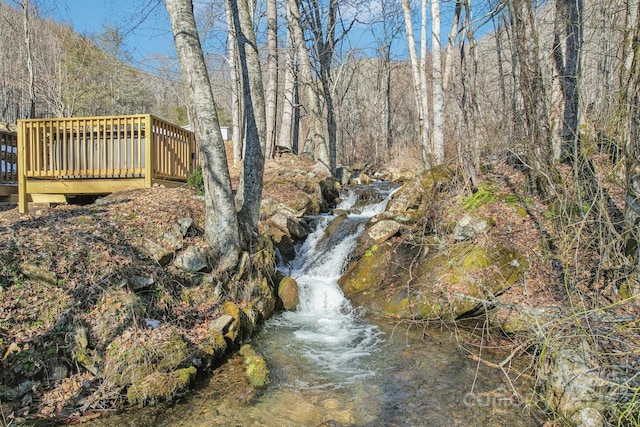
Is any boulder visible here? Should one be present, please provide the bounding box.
[238,344,270,389]
[363,220,401,245]
[278,277,300,311]
[340,240,527,321]
[545,343,608,423]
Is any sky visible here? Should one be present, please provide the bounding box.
[48,0,177,69]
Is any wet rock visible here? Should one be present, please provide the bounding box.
[174,246,208,273]
[318,177,341,211]
[334,166,351,186]
[238,344,270,388]
[340,240,527,321]
[248,277,276,319]
[278,277,299,311]
[266,227,295,262]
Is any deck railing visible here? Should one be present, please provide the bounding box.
[17,114,198,212]
[1,129,17,183]
[18,114,197,182]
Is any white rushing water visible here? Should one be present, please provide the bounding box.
[271,184,397,385]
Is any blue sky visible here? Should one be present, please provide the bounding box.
[49,0,176,67]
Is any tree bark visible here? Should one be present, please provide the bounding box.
[264,0,278,159]
[226,2,244,165]
[21,0,35,118]
[278,32,296,153]
[228,0,267,239]
[431,0,444,164]
[164,0,241,273]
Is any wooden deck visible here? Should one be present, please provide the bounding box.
[16,115,197,213]
[0,128,17,197]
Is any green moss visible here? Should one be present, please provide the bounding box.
[127,366,197,407]
[278,277,299,310]
[460,245,493,270]
[338,246,388,295]
[238,344,269,389]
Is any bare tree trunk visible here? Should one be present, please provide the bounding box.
[264,0,278,159]
[278,33,296,152]
[21,0,35,118]
[226,3,243,165]
[507,0,556,196]
[287,0,324,165]
[402,0,430,167]
[164,0,241,273]
[431,0,444,164]
[443,0,462,94]
[419,0,431,165]
[228,0,267,238]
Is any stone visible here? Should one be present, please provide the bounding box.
[177,217,193,236]
[161,224,184,250]
[278,277,299,311]
[142,239,173,266]
[20,262,57,285]
[174,246,208,273]
[454,214,489,241]
[364,220,401,245]
[128,275,155,291]
[238,344,270,388]
[209,314,234,334]
[571,407,605,427]
[545,343,609,420]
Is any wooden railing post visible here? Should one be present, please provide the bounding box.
[145,115,153,187]
[17,120,28,214]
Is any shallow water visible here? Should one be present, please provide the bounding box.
[83,184,543,426]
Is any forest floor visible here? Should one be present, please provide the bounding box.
[0,152,638,425]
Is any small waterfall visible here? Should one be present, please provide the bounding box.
[270,183,397,385]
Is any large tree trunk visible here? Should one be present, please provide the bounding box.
[431,0,444,164]
[287,0,324,164]
[278,34,296,153]
[226,2,244,165]
[228,0,267,240]
[507,0,556,196]
[402,0,430,167]
[164,0,241,273]
[264,0,278,160]
[22,0,35,118]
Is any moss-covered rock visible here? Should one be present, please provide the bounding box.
[278,277,299,310]
[238,344,270,389]
[127,366,197,407]
[340,238,527,321]
[103,328,190,388]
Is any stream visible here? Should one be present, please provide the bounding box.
[85,183,542,426]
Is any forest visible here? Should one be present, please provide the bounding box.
[1,0,640,424]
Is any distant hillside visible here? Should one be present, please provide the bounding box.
[0,0,187,124]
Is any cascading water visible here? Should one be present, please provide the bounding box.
[265,183,398,386]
